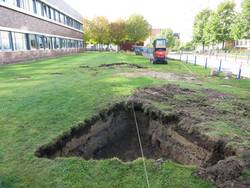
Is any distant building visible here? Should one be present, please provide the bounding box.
[235,39,250,50]
[0,0,84,64]
[173,33,180,40]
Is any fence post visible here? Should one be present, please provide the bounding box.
[247,55,250,65]
[194,55,197,65]
[180,52,182,61]
[205,57,208,69]
[186,54,188,63]
[219,59,222,72]
[237,62,243,80]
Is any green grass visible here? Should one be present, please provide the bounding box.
[0,52,249,187]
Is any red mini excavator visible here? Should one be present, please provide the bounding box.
[150,38,168,64]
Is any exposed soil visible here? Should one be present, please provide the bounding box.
[36,101,222,165]
[50,72,63,75]
[119,70,196,81]
[98,62,145,69]
[36,84,250,187]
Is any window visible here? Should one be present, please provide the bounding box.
[16,0,23,8]
[60,38,66,48]
[55,10,60,22]
[42,3,49,18]
[79,41,83,48]
[13,32,27,50]
[36,0,43,16]
[4,0,16,6]
[54,38,60,49]
[37,35,44,49]
[43,37,49,49]
[50,8,55,20]
[48,37,53,49]
[0,31,12,51]
[59,13,64,24]
[32,0,36,13]
[67,39,71,48]
[28,34,37,50]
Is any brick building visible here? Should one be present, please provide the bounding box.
[0,0,84,64]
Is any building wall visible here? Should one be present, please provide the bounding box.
[235,39,250,50]
[0,48,84,64]
[45,0,82,21]
[0,6,82,39]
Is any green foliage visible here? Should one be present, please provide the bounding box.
[83,18,94,44]
[241,0,250,38]
[193,8,212,48]
[126,14,152,43]
[159,28,176,48]
[216,0,236,44]
[92,16,110,45]
[230,13,247,40]
[204,11,220,44]
[193,0,243,48]
[83,15,152,47]
[83,16,110,45]
[242,0,250,20]
[110,19,127,46]
[180,41,195,51]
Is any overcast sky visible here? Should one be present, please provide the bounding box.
[64,0,243,42]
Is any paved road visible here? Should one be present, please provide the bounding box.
[168,53,250,79]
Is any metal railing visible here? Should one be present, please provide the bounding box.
[168,52,250,79]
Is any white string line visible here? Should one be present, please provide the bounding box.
[132,103,151,188]
[179,59,194,76]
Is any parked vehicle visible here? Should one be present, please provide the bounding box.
[133,46,144,55]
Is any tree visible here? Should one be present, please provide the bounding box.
[193,8,212,51]
[83,18,94,44]
[215,0,236,48]
[159,28,176,48]
[126,14,152,43]
[241,0,250,38]
[110,19,127,49]
[230,14,247,40]
[204,11,220,45]
[91,16,110,48]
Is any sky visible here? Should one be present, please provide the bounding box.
[64,0,243,42]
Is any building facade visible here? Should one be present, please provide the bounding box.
[235,39,250,50]
[0,0,84,64]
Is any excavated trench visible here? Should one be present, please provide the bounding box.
[36,101,228,166]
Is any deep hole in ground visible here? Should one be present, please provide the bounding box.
[36,101,230,166]
[36,84,250,187]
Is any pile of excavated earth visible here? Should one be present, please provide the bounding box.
[36,84,250,188]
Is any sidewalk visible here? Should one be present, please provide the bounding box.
[168,52,250,78]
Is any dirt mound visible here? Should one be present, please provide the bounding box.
[195,157,250,188]
[98,62,145,69]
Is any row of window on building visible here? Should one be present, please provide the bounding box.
[0,30,83,52]
[235,39,250,48]
[0,0,83,31]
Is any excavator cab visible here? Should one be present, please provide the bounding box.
[151,39,168,64]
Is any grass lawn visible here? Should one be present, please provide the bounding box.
[0,52,249,188]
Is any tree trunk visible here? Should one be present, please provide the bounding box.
[202,42,205,53]
[222,41,225,50]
